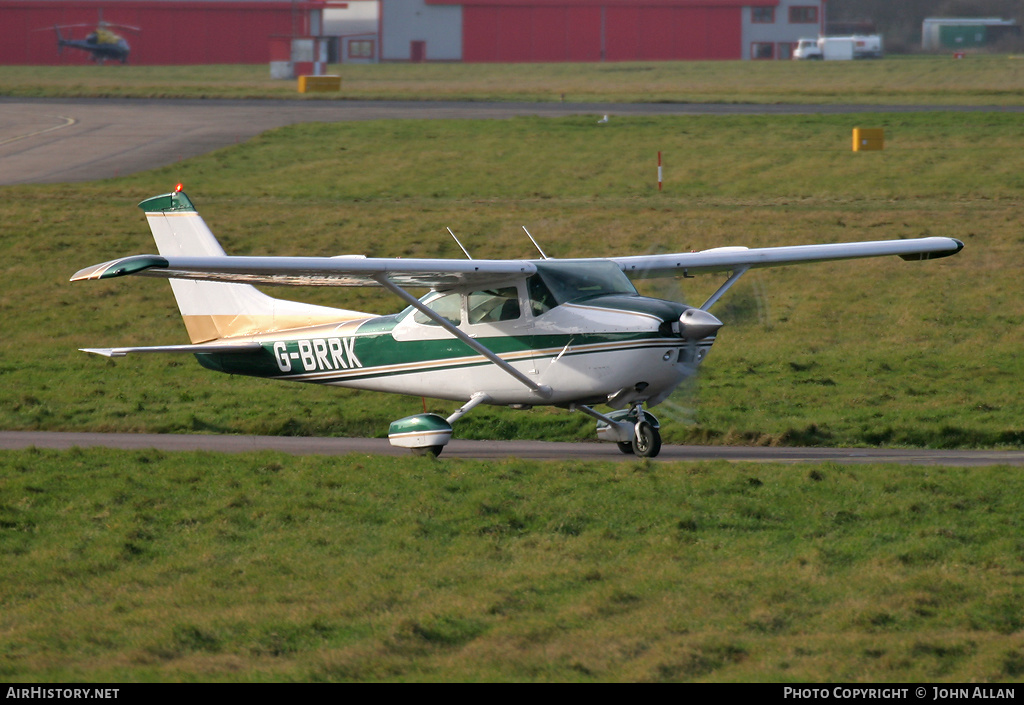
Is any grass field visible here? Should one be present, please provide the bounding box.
[5,55,1024,104]
[2,64,1024,682]
[2,447,1023,682]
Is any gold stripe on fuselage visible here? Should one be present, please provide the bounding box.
[183,313,371,344]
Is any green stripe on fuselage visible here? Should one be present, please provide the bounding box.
[194,329,679,382]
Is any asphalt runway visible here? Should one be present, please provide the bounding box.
[3,96,1018,466]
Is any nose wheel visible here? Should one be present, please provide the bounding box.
[618,420,662,457]
[632,420,662,457]
[583,404,664,458]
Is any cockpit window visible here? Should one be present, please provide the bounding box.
[468,287,521,324]
[527,274,556,316]
[534,261,637,305]
[412,292,462,326]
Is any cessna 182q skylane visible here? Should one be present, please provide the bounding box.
[72,188,963,457]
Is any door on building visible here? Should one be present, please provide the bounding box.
[410,41,426,62]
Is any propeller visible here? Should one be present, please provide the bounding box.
[628,246,770,440]
[627,255,708,422]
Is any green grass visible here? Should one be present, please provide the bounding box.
[1,447,1023,682]
[5,55,1024,104]
[2,112,1022,448]
[3,69,1024,684]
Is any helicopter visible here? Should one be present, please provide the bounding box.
[38,13,139,64]
[70,186,964,458]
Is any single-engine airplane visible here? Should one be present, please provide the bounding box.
[71,187,963,457]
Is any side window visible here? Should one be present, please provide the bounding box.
[413,292,462,326]
[467,287,521,324]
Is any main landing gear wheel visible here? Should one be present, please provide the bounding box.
[412,445,444,457]
[632,422,662,458]
[617,442,634,455]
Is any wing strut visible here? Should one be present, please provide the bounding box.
[700,267,750,312]
[375,277,553,399]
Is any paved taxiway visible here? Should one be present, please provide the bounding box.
[3,432,1024,466]
[3,96,1016,465]
[4,97,1024,184]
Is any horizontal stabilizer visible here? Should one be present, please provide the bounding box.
[81,342,263,358]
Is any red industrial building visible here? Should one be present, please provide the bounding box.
[461,1,747,61]
[381,0,828,62]
[0,0,329,65]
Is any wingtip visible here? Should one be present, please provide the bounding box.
[930,237,965,260]
[70,263,106,282]
[80,348,125,358]
[898,237,965,262]
[70,255,168,282]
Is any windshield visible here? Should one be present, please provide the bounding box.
[534,261,638,305]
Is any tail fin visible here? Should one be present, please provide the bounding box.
[140,188,368,343]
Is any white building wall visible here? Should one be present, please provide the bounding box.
[380,0,463,61]
[741,1,824,59]
[324,2,379,36]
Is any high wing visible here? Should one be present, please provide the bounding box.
[71,254,537,289]
[72,237,962,291]
[610,237,963,278]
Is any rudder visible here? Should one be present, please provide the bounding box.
[139,188,367,343]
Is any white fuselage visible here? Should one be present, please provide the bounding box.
[209,296,714,409]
